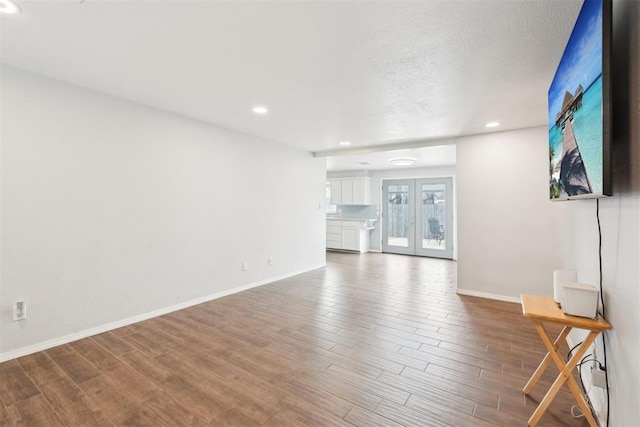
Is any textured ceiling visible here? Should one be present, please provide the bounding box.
[0,0,582,154]
[326,144,456,172]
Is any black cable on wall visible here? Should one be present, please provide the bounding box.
[595,198,610,427]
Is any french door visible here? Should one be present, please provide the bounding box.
[382,178,453,259]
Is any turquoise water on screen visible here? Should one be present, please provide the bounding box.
[549,76,603,194]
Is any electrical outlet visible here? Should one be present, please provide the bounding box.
[591,366,607,388]
[242,261,249,271]
[267,257,273,265]
[13,301,27,321]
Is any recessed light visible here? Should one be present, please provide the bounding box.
[486,121,500,128]
[252,106,268,115]
[389,158,416,166]
[339,141,351,146]
[0,0,20,14]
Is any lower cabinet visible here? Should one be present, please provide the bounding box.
[341,227,359,251]
[326,220,370,253]
[326,221,342,250]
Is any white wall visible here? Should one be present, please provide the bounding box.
[0,66,327,359]
[456,127,567,300]
[368,166,457,256]
[563,1,640,424]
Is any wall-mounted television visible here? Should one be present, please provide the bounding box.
[548,0,612,200]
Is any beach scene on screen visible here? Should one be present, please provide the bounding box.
[548,0,603,199]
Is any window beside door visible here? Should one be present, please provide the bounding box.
[325,181,337,213]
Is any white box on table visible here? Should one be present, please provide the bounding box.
[561,283,599,319]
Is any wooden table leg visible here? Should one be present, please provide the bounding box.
[523,326,571,394]
[528,322,600,427]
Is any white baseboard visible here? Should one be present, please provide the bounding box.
[0,264,326,363]
[455,288,521,304]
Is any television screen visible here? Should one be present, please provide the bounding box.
[548,0,611,200]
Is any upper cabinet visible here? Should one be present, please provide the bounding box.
[329,177,371,205]
[351,178,369,205]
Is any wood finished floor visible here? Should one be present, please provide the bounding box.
[0,251,589,426]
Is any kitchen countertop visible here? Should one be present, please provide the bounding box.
[327,217,378,221]
[327,217,378,230]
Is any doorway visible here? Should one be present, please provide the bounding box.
[382,178,453,259]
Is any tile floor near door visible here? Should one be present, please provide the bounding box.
[0,252,588,426]
[388,237,446,251]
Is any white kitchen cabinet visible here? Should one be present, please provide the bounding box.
[341,180,355,204]
[329,180,342,206]
[326,220,342,249]
[328,177,370,205]
[341,227,359,251]
[352,179,369,205]
[326,219,371,253]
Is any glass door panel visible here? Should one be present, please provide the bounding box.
[382,181,414,255]
[416,179,453,258]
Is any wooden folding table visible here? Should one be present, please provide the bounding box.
[520,294,611,427]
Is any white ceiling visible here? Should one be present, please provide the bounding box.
[1,0,582,155]
[326,144,456,171]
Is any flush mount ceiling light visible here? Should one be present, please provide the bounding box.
[339,141,351,146]
[252,106,268,115]
[486,121,500,128]
[0,0,20,14]
[389,158,417,166]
